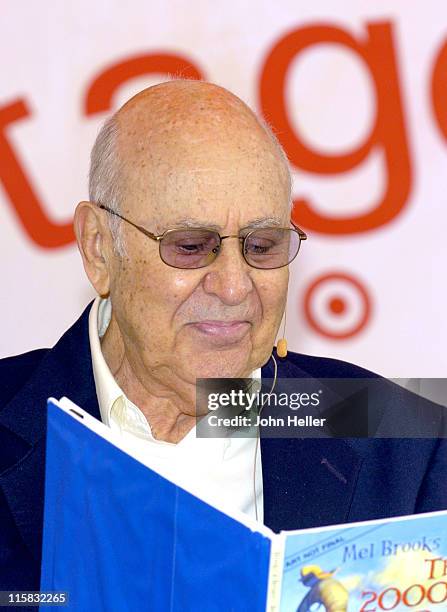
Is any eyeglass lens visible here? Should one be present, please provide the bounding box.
[159,228,301,269]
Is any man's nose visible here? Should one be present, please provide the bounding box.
[202,238,253,305]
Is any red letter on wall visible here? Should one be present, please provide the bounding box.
[259,22,412,234]
[0,100,75,248]
[431,37,447,142]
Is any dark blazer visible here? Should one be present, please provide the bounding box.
[1,303,446,594]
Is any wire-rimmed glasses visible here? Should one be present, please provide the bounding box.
[97,204,307,270]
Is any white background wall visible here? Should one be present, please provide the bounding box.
[1,0,446,377]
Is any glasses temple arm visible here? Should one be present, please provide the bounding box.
[96,203,160,241]
[290,221,307,240]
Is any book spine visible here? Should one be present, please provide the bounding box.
[265,532,286,611]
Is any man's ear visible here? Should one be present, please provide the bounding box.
[74,201,112,296]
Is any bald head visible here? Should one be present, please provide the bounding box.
[89,80,291,251]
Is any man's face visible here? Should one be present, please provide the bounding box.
[106,110,291,386]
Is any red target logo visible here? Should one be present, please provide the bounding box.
[303,272,372,339]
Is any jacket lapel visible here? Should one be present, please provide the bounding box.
[0,303,100,562]
[260,352,364,532]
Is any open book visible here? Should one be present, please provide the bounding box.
[40,398,447,611]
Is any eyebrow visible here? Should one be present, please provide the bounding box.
[166,216,284,231]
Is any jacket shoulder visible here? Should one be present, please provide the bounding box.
[0,349,49,410]
[280,350,379,379]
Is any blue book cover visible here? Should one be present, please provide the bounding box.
[40,398,272,611]
[40,398,447,611]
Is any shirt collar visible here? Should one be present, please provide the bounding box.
[89,297,123,428]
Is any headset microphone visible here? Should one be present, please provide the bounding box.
[276,308,288,358]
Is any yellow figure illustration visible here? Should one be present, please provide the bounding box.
[296,565,349,612]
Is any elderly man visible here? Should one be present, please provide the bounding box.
[0,80,446,594]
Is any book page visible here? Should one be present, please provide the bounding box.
[278,509,447,611]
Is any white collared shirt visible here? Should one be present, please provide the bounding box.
[88,297,263,521]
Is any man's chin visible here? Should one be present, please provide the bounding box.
[183,350,256,380]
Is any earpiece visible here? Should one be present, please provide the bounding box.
[277,338,287,358]
[276,308,288,358]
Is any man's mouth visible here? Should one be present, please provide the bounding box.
[188,320,251,343]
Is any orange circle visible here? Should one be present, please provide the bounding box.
[328,296,346,315]
[303,272,372,339]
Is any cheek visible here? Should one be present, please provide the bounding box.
[113,255,199,330]
[170,275,195,299]
[256,272,288,322]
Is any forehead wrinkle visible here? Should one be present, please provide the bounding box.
[151,216,285,233]
[122,146,289,218]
